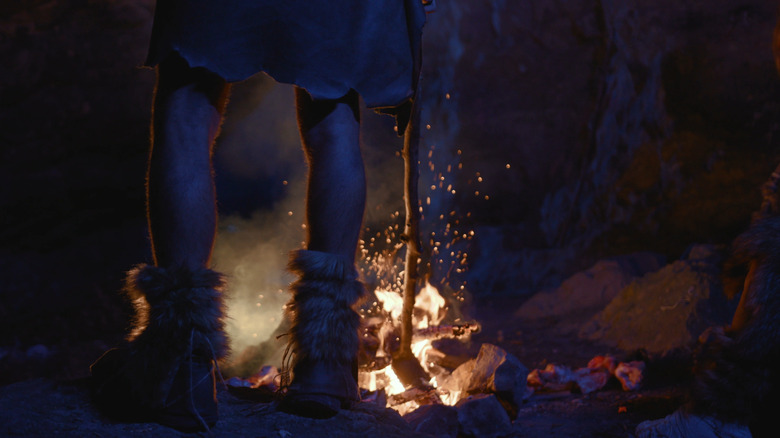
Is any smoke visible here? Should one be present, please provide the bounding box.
[211,78,305,364]
[211,181,307,357]
[210,77,412,369]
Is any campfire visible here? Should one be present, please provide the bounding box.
[358,280,480,415]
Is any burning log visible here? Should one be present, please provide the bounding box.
[428,350,472,371]
[413,322,480,340]
[388,385,440,406]
[359,322,478,377]
[391,356,430,390]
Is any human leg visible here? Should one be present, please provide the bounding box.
[297,88,365,260]
[280,88,366,418]
[147,53,230,271]
[91,55,231,431]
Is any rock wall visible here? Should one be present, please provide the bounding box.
[427,0,780,293]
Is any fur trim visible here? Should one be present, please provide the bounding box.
[286,250,366,363]
[125,264,229,358]
[119,264,229,407]
[288,249,359,282]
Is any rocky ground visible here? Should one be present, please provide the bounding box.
[0,375,685,438]
[0,310,689,438]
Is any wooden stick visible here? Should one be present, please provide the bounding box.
[399,95,423,360]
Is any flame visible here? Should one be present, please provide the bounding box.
[363,280,471,415]
[416,282,446,328]
[374,289,404,322]
[374,281,446,329]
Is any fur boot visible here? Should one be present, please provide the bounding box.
[281,249,366,417]
[90,264,229,431]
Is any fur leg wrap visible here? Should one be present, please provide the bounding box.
[116,264,229,408]
[286,250,366,364]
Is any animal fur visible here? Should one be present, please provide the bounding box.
[687,217,780,428]
[112,264,228,408]
[286,249,366,363]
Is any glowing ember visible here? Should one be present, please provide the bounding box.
[362,280,478,415]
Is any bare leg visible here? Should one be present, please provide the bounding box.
[91,55,231,432]
[281,89,366,418]
[296,88,365,261]
[147,55,230,270]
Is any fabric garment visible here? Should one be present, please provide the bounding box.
[146,0,426,111]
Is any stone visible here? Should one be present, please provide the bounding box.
[438,358,475,404]
[587,355,618,374]
[455,394,512,438]
[580,249,738,353]
[573,368,610,394]
[516,254,665,327]
[636,409,751,438]
[463,344,530,411]
[403,404,459,438]
[489,353,532,404]
[527,364,576,392]
[615,361,645,391]
[466,344,507,394]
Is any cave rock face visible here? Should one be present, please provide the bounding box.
[431,0,780,293]
[515,252,666,326]
[579,245,738,353]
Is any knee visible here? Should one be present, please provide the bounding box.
[296,88,360,134]
[156,53,230,112]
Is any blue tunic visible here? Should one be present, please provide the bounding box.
[146,0,426,111]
